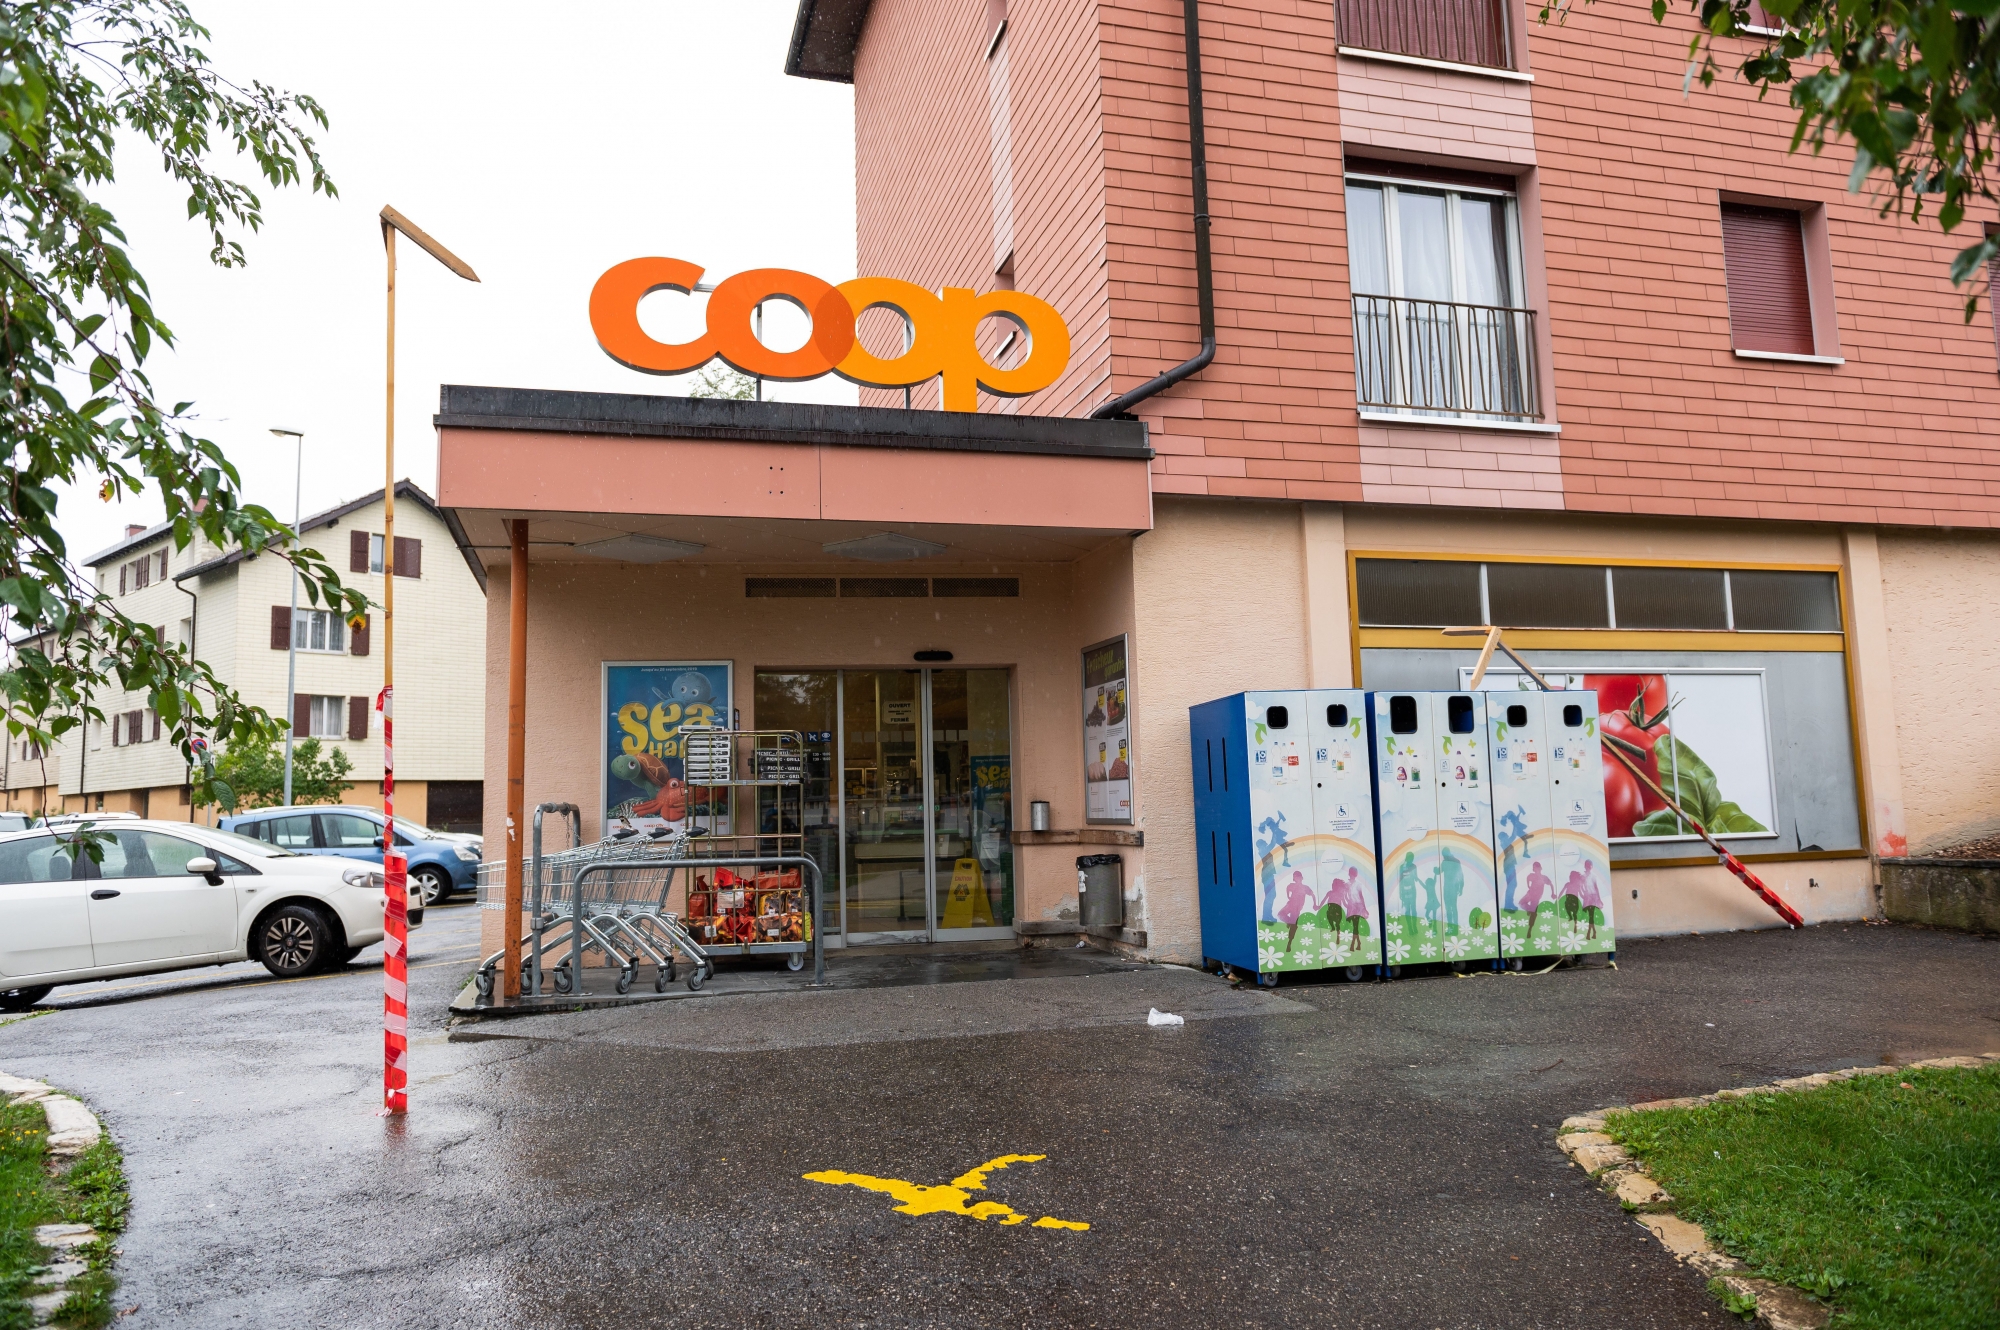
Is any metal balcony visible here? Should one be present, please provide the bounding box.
[1336,0,1513,69]
[1351,295,1542,421]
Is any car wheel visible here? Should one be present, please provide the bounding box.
[0,985,52,1012]
[256,904,337,978]
[412,866,450,907]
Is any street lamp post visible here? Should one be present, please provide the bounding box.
[271,428,305,807]
[378,206,478,1116]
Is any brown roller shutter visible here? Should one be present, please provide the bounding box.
[293,694,313,738]
[349,613,370,657]
[270,605,292,650]
[348,696,369,741]
[394,536,422,579]
[350,529,370,573]
[1720,203,1815,355]
[1988,247,1999,369]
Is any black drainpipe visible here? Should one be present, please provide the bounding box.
[1090,0,1215,419]
[172,569,199,820]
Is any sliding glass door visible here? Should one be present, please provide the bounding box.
[753,668,1015,943]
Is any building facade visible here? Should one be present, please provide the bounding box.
[4,482,488,831]
[459,0,1998,973]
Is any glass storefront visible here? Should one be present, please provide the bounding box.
[752,668,1015,943]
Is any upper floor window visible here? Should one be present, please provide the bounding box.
[1720,203,1815,357]
[349,530,422,578]
[1336,0,1512,69]
[1346,172,1539,421]
[292,608,346,654]
[116,549,167,595]
[111,708,160,746]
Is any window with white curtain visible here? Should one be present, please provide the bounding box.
[1346,174,1537,420]
[292,608,346,654]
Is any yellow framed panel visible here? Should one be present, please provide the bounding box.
[1343,549,1872,868]
[1356,629,1845,653]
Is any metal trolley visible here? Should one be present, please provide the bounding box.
[675,727,818,972]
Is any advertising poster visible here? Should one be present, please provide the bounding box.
[1082,636,1132,824]
[1464,668,1776,843]
[604,662,733,830]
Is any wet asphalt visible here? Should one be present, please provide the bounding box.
[2,910,1997,1329]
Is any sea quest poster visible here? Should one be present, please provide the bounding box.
[604,662,733,830]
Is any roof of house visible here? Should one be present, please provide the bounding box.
[171,480,448,581]
[84,518,176,569]
[784,0,872,82]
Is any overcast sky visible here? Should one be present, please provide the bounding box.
[67,0,855,564]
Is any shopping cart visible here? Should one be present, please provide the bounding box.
[538,824,712,996]
[474,804,713,998]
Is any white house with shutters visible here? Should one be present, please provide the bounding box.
[2,481,488,831]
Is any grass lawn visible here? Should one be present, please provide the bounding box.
[1605,1062,2000,1328]
[0,1099,128,1330]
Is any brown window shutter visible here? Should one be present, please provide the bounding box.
[156,550,167,581]
[119,564,128,595]
[111,715,122,747]
[135,558,149,589]
[271,605,291,650]
[348,696,369,741]
[394,536,422,579]
[151,710,162,742]
[350,529,371,574]
[349,612,371,657]
[1720,203,1815,355]
[128,710,143,743]
[294,694,313,738]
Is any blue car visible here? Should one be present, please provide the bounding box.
[220,805,482,906]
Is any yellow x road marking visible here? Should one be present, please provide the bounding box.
[804,1153,1090,1230]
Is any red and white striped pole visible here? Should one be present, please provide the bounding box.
[379,685,407,1112]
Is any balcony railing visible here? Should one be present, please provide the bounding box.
[1352,295,1541,421]
[1336,0,1512,69]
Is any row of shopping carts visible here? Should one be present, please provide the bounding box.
[475,806,713,999]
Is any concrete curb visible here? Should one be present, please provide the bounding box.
[1556,1052,2000,1329]
[1,1072,109,1325]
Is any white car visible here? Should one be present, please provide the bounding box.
[0,819,424,1010]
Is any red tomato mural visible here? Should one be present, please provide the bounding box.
[1579,673,1768,839]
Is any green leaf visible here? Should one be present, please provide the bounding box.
[1633,808,1683,836]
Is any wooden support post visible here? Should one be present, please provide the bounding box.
[503,519,528,997]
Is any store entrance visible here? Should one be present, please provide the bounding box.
[752,669,1015,944]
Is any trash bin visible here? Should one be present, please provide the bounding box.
[1077,854,1124,929]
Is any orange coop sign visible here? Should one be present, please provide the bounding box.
[588,258,1072,412]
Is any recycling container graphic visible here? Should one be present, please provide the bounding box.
[1543,693,1614,955]
[1190,689,1378,978]
[1306,692,1382,969]
[1488,690,1555,958]
[1369,691,1502,970]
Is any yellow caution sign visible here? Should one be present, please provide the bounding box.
[938,856,993,929]
[803,1153,1088,1230]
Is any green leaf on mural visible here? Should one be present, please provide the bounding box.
[1635,736,1769,836]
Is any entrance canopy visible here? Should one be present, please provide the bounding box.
[435,386,1153,573]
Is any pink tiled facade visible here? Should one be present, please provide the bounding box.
[840,0,2000,527]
